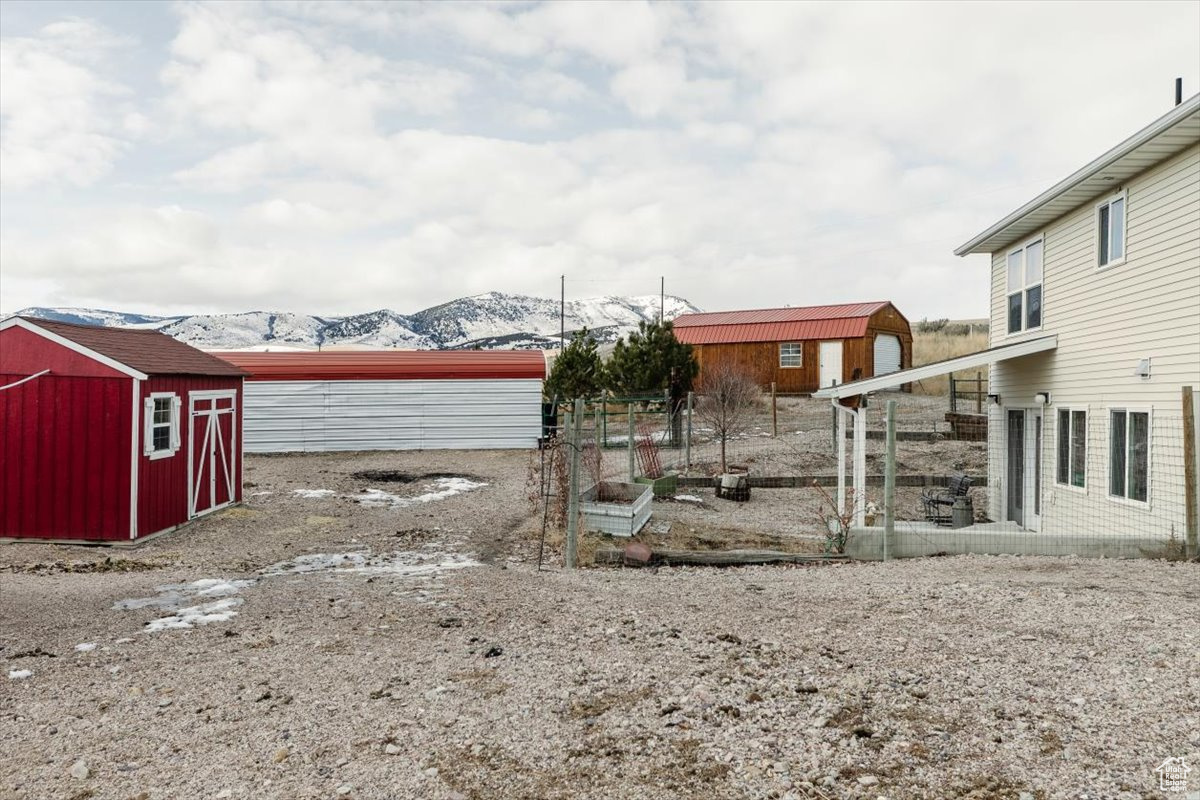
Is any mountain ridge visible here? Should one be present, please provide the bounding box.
[11,292,700,351]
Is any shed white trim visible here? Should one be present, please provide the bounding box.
[0,369,50,391]
[814,336,1058,399]
[0,317,149,380]
[130,378,140,539]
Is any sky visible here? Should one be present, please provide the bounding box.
[1,1,1197,319]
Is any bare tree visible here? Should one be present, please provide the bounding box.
[694,363,762,474]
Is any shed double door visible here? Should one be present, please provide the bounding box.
[189,392,237,519]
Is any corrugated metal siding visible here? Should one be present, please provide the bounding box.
[675,318,871,345]
[0,372,132,540]
[987,141,1200,537]
[242,379,543,453]
[215,350,547,381]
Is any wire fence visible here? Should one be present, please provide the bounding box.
[539,386,1198,563]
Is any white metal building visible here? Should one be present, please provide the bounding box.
[213,350,546,453]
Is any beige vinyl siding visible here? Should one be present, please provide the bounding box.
[985,142,1200,537]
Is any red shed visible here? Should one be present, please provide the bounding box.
[0,317,246,542]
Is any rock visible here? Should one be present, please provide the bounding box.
[69,760,89,780]
[858,775,879,786]
[335,786,352,796]
[273,747,289,763]
[1018,793,1034,800]
[385,744,401,755]
[483,646,503,658]
[425,767,439,778]
[157,699,173,708]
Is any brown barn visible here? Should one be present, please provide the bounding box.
[673,301,912,393]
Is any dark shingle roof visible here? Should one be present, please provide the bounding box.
[21,317,246,378]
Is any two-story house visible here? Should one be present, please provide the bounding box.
[816,93,1198,554]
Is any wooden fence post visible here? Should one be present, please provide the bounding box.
[975,371,983,414]
[566,398,584,570]
[771,382,778,437]
[1183,386,1197,559]
[686,391,693,471]
[950,375,957,413]
[627,401,636,482]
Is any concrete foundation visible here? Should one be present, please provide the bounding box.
[848,521,1176,560]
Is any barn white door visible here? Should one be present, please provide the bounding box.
[873,334,902,375]
[188,392,238,519]
[819,341,843,388]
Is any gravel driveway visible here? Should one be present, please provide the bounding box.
[2,449,1197,800]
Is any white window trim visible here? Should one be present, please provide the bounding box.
[1004,234,1044,338]
[145,392,182,461]
[1095,190,1128,271]
[1054,405,1089,494]
[779,342,803,369]
[1105,404,1152,509]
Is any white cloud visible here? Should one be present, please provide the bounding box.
[0,18,135,189]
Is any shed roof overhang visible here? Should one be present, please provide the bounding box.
[955,94,1200,256]
[812,335,1057,400]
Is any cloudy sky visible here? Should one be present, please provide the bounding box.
[1,1,1197,319]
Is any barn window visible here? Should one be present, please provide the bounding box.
[1096,192,1126,268]
[1006,236,1043,334]
[144,393,181,459]
[779,343,802,368]
[1108,409,1149,504]
[1055,408,1086,489]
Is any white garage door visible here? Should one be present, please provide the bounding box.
[873,334,902,376]
[241,378,544,453]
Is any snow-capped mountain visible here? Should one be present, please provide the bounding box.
[10,292,700,351]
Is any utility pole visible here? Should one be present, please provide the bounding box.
[560,275,565,350]
[660,276,665,324]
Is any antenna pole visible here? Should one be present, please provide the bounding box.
[660,276,664,324]
[560,275,565,350]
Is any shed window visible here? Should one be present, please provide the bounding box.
[1097,192,1126,268]
[1109,409,1149,503]
[144,393,181,459]
[1055,408,1086,488]
[779,343,802,368]
[1006,237,1043,334]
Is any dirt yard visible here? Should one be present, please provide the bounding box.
[2,433,1198,799]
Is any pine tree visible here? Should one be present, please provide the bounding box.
[604,320,697,399]
[544,328,603,401]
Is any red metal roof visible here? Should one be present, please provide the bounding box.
[214,350,548,381]
[20,317,246,377]
[673,302,893,345]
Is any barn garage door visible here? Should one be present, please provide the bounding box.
[874,335,902,376]
[240,379,543,453]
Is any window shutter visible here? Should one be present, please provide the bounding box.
[142,398,155,455]
[170,396,182,451]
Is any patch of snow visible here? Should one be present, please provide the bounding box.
[249,491,274,497]
[74,642,97,652]
[145,598,244,633]
[262,550,478,579]
[674,494,705,503]
[114,578,254,632]
[354,477,487,508]
[8,669,33,680]
[293,489,335,499]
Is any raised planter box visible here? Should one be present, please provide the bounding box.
[580,481,653,537]
[634,472,678,498]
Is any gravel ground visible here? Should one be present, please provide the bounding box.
[3,442,1198,800]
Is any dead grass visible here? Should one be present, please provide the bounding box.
[910,329,989,396]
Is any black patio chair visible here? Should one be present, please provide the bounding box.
[921,473,972,527]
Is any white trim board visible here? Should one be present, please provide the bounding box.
[0,317,148,380]
[813,335,1058,400]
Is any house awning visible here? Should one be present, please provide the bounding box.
[813,335,1057,399]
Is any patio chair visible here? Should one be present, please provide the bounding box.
[921,473,972,527]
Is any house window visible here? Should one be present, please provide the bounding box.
[1056,408,1086,488]
[1109,409,1149,503]
[1097,192,1126,268]
[779,343,802,368]
[144,393,181,459]
[1006,237,1043,334]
